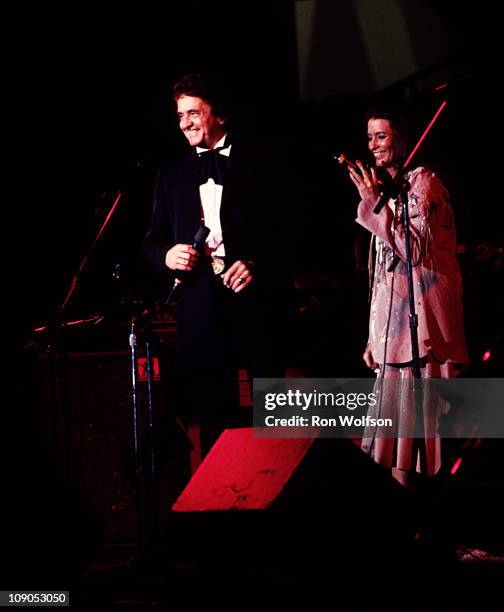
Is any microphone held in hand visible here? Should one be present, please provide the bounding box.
[164,225,210,305]
[332,152,360,172]
[191,225,211,251]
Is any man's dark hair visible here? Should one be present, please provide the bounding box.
[173,73,230,123]
[365,109,409,167]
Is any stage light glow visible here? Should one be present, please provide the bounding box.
[450,456,463,475]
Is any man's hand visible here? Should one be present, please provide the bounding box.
[165,244,200,271]
[222,260,254,293]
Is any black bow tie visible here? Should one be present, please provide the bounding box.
[195,147,232,186]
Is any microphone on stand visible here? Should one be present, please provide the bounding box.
[164,226,210,305]
[373,174,410,214]
[373,189,394,215]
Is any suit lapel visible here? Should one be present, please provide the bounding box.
[220,141,251,230]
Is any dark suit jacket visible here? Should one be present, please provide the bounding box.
[144,139,290,370]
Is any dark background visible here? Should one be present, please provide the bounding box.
[4,0,502,591]
[11,1,500,345]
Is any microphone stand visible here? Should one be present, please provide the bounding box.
[60,192,122,312]
[31,189,161,559]
[128,301,170,559]
[36,192,124,487]
[126,224,210,555]
[397,178,427,475]
[129,313,149,556]
[34,185,167,563]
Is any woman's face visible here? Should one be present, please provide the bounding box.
[367,118,396,169]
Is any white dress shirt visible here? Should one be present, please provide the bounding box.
[196,134,231,257]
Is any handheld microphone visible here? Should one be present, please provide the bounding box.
[164,225,210,305]
[191,225,211,251]
[332,152,360,172]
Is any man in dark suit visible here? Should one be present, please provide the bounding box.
[144,73,289,453]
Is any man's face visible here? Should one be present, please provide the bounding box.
[367,118,395,168]
[176,95,226,149]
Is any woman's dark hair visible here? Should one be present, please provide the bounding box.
[365,109,409,168]
[173,73,230,123]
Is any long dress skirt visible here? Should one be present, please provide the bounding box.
[361,359,458,475]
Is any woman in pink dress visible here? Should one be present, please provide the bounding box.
[347,111,468,488]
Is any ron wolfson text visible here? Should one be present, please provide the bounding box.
[264,415,392,427]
